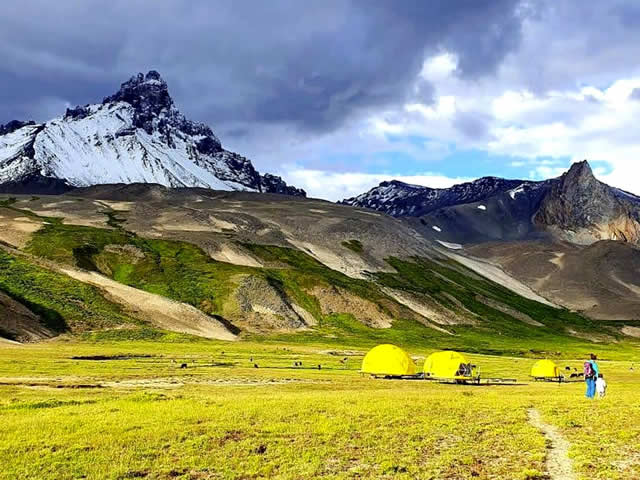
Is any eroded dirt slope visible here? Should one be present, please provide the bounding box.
[0,290,55,342]
[29,185,434,278]
[468,240,640,320]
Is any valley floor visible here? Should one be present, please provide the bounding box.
[1,339,640,479]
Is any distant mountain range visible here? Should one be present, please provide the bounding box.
[0,71,305,196]
[343,161,640,246]
[342,176,529,217]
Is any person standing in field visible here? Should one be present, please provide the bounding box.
[584,353,600,399]
[596,373,607,398]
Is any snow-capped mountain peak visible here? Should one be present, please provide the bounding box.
[0,71,304,196]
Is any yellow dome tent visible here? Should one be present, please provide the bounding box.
[530,359,561,380]
[423,351,477,380]
[361,344,417,377]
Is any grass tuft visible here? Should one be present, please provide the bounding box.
[341,239,364,253]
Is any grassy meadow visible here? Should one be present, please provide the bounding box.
[1,337,640,480]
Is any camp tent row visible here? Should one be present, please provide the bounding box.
[361,344,565,382]
[361,344,478,382]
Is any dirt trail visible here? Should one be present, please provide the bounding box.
[60,268,237,341]
[528,408,576,480]
[621,326,640,338]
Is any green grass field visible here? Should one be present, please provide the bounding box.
[1,337,639,480]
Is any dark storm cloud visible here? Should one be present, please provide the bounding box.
[452,111,493,140]
[413,79,435,105]
[506,1,640,94]
[0,0,525,132]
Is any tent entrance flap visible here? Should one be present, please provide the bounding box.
[423,350,479,381]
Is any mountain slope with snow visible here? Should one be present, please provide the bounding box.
[0,71,304,196]
[341,177,533,217]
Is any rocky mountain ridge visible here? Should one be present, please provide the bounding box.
[342,176,536,217]
[344,161,640,246]
[0,71,304,196]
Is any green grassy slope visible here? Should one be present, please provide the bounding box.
[252,253,639,358]
[2,200,639,358]
[0,250,133,333]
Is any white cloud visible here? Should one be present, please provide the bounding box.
[365,54,640,196]
[484,80,640,194]
[419,52,458,81]
[529,165,568,180]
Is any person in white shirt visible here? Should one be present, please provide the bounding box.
[595,373,607,398]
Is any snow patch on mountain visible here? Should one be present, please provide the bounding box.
[508,184,526,199]
[437,240,463,250]
[32,103,245,190]
[0,71,304,196]
[0,124,40,168]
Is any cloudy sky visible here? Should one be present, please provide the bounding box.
[2,1,640,200]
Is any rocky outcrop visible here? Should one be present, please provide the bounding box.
[0,120,36,136]
[311,284,393,328]
[234,276,314,330]
[260,173,306,196]
[103,71,222,142]
[535,161,640,244]
[536,161,617,228]
[0,291,55,342]
[64,106,91,120]
[607,216,640,243]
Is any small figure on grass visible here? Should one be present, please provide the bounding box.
[596,373,607,399]
[584,354,600,399]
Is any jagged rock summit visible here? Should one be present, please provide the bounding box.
[0,71,305,196]
[535,160,613,229]
[535,160,640,243]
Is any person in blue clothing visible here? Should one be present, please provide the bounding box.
[585,353,600,399]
